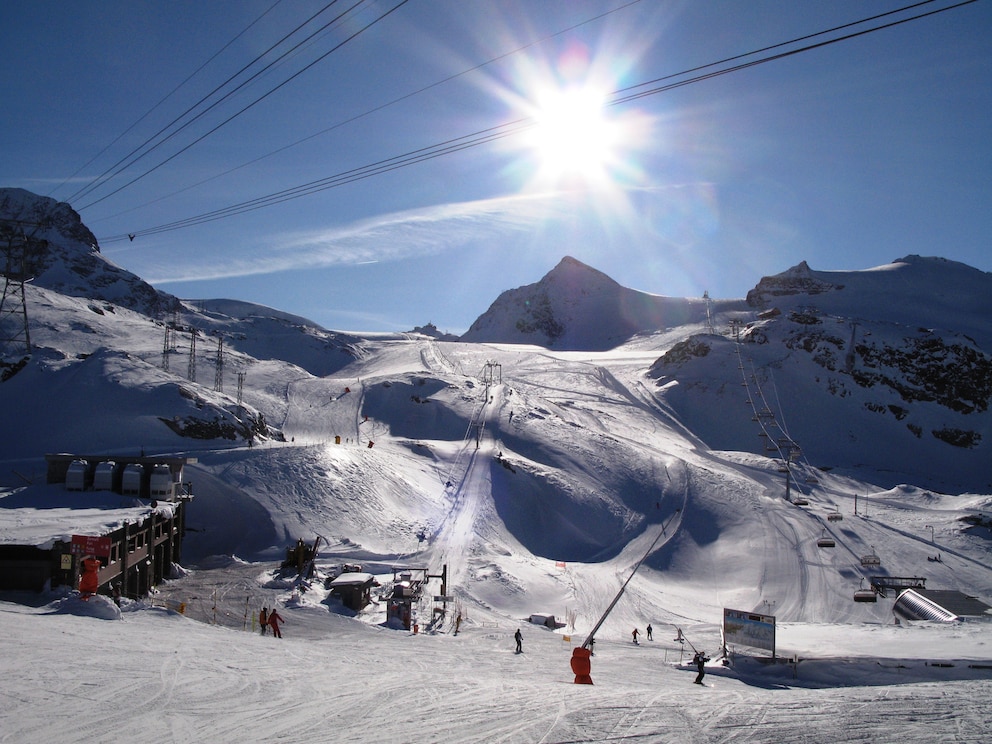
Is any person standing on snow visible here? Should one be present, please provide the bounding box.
[259,607,268,635]
[268,608,284,638]
[693,650,710,684]
[514,628,523,653]
[632,628,640,644]
[646,624,653,641]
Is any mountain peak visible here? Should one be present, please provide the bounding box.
[543,256,621,291]
[460,256,708,350]
[0,187,176,316]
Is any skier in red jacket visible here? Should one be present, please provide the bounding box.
[268,608,285,638]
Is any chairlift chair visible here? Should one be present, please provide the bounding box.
[853,579,877,603]
[860,546,881,568]
[816,530,835,548]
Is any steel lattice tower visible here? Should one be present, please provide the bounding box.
[0,219,46,359]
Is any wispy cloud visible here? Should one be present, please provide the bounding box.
[139,190,607,284]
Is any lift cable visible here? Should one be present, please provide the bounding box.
[96,0,978,244]
[70,0,369,207]
[89,0,647,226]
[49,0,288,201]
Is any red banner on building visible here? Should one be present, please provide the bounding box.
[71,534,112,558]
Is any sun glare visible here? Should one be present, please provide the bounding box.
[523,86,624,188]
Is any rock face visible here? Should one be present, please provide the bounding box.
[0,188,178,317]
[745,260,842,304]
[461,256,713,350]
[650,256,992,491]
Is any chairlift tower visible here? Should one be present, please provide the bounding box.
[481,360,502,385]
[214,335,224,392]
[0,219,47,358]
[236,371,246,414]
[187,330,197,383]
[162,323,173,372]
[729,318,743,343]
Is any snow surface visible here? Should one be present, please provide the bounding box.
[3,329,991,741]
[1,208,991,741]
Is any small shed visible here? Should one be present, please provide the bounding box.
[328,572,377,612]
[529,613,561,629]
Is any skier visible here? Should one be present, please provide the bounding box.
[268,607,284,638]
[259,607,268,635]
[632,628,640,644]
[646,624,653,641]
[514,628,523,653]
[693,650,711,685]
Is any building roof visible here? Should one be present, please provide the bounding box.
[0,482,164,549]
[329,572,376,587]
[917,589,992,618]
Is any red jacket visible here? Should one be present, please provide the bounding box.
[268,610,284,627]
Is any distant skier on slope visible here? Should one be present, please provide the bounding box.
[632,628,640,644]
[514,628,523,653]
[646,624,653,641]
[259,607,268,635]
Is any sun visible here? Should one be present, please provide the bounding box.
[522,86,622,188]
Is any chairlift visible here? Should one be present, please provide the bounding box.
[816,530,835,548]
[860,546,881,568]
[793,497,809,506]
[854,579,877,603]
[827,512,843,522]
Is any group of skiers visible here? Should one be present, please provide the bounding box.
[511,621,710,685]
[631,624,654,644]
[258,606,285,638]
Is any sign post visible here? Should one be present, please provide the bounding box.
[70,534,112,558]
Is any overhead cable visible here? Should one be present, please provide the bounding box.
[98,0,978,244]
[49,0,287,201]
[68,0,356,206]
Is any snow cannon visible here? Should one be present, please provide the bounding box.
[570,646,593,685]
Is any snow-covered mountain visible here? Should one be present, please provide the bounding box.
[461,255,740,350]
[0,188,174,316]
[651,256,992,493]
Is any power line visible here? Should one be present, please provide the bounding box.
[89,0,647,226]
[97,0,979,244]
[68,0,356,206]
[48,0,287,201]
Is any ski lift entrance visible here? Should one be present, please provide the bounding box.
[816,531,835,548]
[853,579,877,603]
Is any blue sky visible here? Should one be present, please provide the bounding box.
[2,0,989,333]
